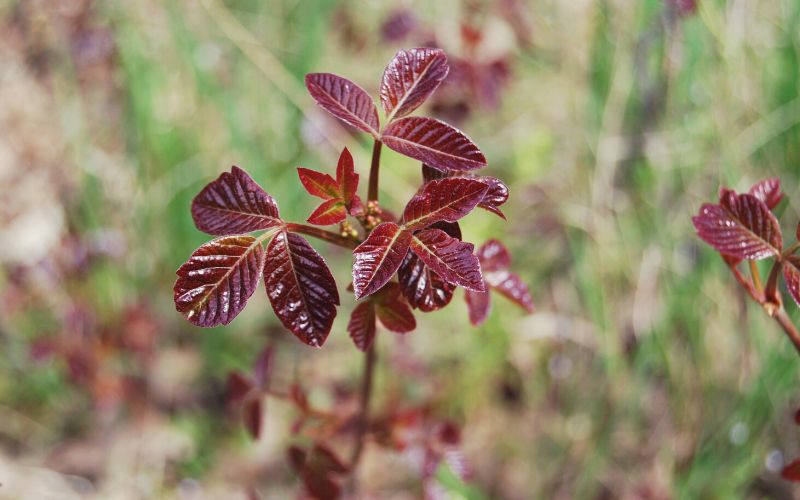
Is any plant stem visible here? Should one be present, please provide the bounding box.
[772,307,800,355]
[284,223,358,248]
[749,261,763,293]
[367,139,382,203]
[350,342,376,467]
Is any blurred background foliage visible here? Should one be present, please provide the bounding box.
[1,0,800,498]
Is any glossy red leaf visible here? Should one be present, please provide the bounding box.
[477,239,512,272]
[476,176,509,219]
[402,178,488,230]
[380,47,449,121]
[191,166,281,236]
[226,371,253,407]
[783,256,800,308]
[174,235,265,327]
[375,283,416,333]
[465,288,491,326]
[352,222,412,299]
[305,73,380,138]
[264,231,339,347]
[421,165,508,219]
[297,167,340,200]
[243,398,262,439]
[749,177,783,210]
[348,301,376,351]
[782,458,800,481]
[398,222,460,312]
[382,117,487,172]
[335,147,359,206]
[410,228,484,291]
[692,190,782,260]
[485,270,535,313]
[307,198,347,226]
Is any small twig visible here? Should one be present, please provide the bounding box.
[772,307,800,355]
[749,261,763,293]
[284,223,358,248]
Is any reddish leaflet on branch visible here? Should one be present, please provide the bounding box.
[692,177,800,356]
[175,47,536,495]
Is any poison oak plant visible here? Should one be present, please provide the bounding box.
[692,178,800,355]
[173,48,534,496]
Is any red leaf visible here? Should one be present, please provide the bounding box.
[375,283,416,333]
[352,222,412,299]
[410,229,484,291]
[476,176,509,219]
[749,177,783,210]
[264,231,339,347]
[380,47,449,121]
[421,165,508,219]
[397,222,460,311]
[692,190,782,260]
[297,167,340,200]
[305,73,380,138]
[174,235,265,327]
[795,407,800,425]
[349,195,366,217]
[402,178,489,230]
[465,289,491,325]
[485,270,535,313]
[243,398,262,439]
[476,239,511,272]
[307,198,347,226]
[226,371,253,407]
[783,256,800,308]
[348,301,376,351]
[191,166,281,236]
[382,117,487,172]
[287,445,307,471]
[782,458,800,481]
[335,147,359,206]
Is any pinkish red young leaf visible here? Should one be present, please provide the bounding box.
[398,222,460,311]
[305,73,380,138]
[348,301,376,351]
[297,167,340,200]
[243,398,262,439]
[402,178,488,230]
[783,256,800,308]
[380,47,449,121]
[307,198,347,226]
[465,288,491,325]
[748,177,783,210]
[477,239,512,272]
[410,228,484,291]
[226,371,253,407]
[485,270,535,313]
[263,231,339,347]
[348,195,366,217]
[692,190,782,260]
[382,117,487,172]
[352,222,412,299]
[782,458,800,481]
[335,147,359,206]
[191,166,281,236]
[375,283,416,333]
[174,235,265,327]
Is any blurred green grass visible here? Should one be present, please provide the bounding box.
[2,0,800,497]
